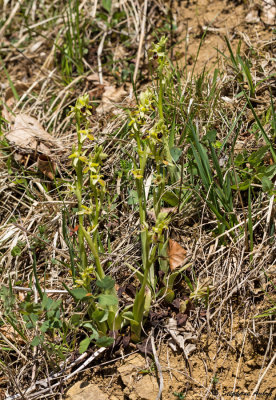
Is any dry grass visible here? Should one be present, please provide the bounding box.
[0,0,275,399]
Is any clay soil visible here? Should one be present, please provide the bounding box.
[64,1,276,399]
[0,0,275,399]
[64,301,275,400]
[175,0,275,74]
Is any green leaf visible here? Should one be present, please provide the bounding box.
[82,322,94,330]
[203,129,217,143]
[248,146,269,166]
[162,191,179,206]
[96,276,115,290]
[71,314,81,326]
[128,189,139,205]
[232,179,251,191]
[102,0,112,13]
[11,245,22,257]
[70,288,89,300]
[98,294,118,307]
[92,309,108,323]
[234,153,245,166]
[79,337,91,354]
[170,147,182,163]
[31,335,43,346]
[264,164,276,179]
[42,294,52,310]
[96,336,114,347]
[40,320,50,333]
[122,311,139,325]
[261,176,273,192]
[23,302,41,314]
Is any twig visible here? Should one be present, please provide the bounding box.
[97,31,107,85]
[12,223,70,260]
[5,347,106,400]
[3,286,68,294]
[151,329,164,400]
[248,352,276,400]
[0,332,27,361]
[91,0,98,18]
[132,0,148,94]
[0,0,25,39]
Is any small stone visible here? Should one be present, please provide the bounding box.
[66,381,108,400]
[134,375,159,400]
[246,359,258,368]
[118,354,145,388]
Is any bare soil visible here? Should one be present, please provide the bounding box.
[1,0,275,399]
[175,0,275,74]
[64,2,276,399]
[64,300,275,400]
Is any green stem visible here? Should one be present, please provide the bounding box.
[75,113,88,270]
[131,244,157,341]
[136,178,148,271]
[80,224,105,280]
[76,164,87,270]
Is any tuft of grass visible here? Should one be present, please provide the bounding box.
[0,13,275,397]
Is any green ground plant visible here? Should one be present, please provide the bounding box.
[58,0,86,81]
[0,16,275,395]
[61,38,194,345]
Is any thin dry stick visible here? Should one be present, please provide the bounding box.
[9,285,68,294]
[231,154,249,252]
[131,0,148,94]
[151,330,164,400]
[197,267,260,336]
[97,31,107,85]
[0,0,25,39]
[5,347,107,400]
[91,0,98,18]
[248,352,276,400]
[0,332,27,361]
[263,193,275,242]
[1,365,28,400]
[20,217,38,387]
[13,223,70,260]
[233,321,248,392]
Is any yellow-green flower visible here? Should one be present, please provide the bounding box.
[83,160,99,174]
[76,204,94,215]
[78,129,94,144]
[69,150,88,167]
[131,169,143,179]
[90,174,105,186]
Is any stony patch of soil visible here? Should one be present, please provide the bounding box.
[65,304,275,400]
[63,2,276,399]
[174,0,275,74]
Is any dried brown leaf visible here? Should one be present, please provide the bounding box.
[168,239,187,271]
[166,318,197,357]
[37,154,56,180]
[0,325,25,345]
[5,114,62,156]
[96,85,126,114]
[147,207,177,222]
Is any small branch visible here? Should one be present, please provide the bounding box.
[5,347,106,400]
[97,31,107,85]
[249,352,276,400]
[0,0,25,39]
[0,332,27,361]
[13,223,70,260]
[9,286,68,294]
[151,329,163,400]
[132,0,148,94]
